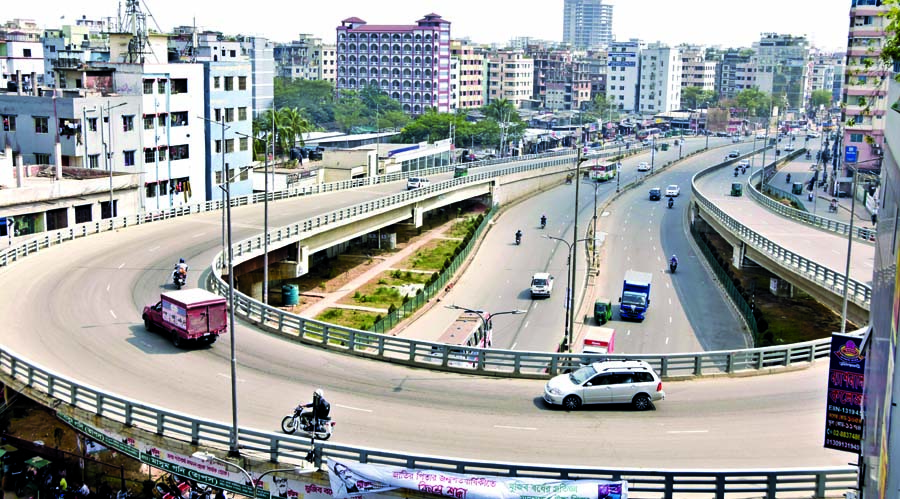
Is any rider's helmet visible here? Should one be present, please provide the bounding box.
[314,388,324,398]
[179,258,185,263]
[671,254,677,260]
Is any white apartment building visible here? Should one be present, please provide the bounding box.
[679,45,716,91]
[606,39,642,113]
[450,39,484,109]
[487,49,534,108]
[449,56,460,111]
[1,34,45,94]
[639,43,682,114]
[320,44,336,83]
[274,34,324,80]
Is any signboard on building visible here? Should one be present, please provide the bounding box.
[824,333,865,454]
[608,61,636,67]
[845,146,858,163]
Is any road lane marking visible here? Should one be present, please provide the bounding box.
[494,425,537,431]
[667,430,709,434]
[669,316,673,324]
[106,283,110,292]
[511,342,518,350]
[666,336,670,344]
[523,321,529,328]
[118,263,125,269]
[668,298,672,305]
[335,404,373,413]
[192,233,206,238]
[109,310,117,319]
[148,245,160,252]
[665,283,670,289]
[627,330,631,336]
[217,373,246,382]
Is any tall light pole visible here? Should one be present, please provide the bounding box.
[650,136,656,173]
[101,101,127,218]
[839,164,879,334]
[192,451,314,499]
[582,178,601,255]
[233,124,273,305]
[544,235,591,352]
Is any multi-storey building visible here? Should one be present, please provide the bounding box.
[530,48,591,110]
[486,49,534,108]
[841,0,889,171]
[238,35,274,118]
[679,44,716,91]
[606,39,642,113]
[1,23,45,94]
[716,49,755,101]
[450,39,484,109]
[562,0,613,50]
[320,43,337,83]
[806,54,837,111]
[42,21,111,88]
[274,34,325,80]
[639,43,682,114]
[580,48,608,102]
[336,13,451,115]
[752,33,810,110]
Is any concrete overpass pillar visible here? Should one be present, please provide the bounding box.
[732,241,745,269]
[412,205,424,228]
[489,179,502,207]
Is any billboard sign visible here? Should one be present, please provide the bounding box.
[845,146,858,163]
[824,333,865,454]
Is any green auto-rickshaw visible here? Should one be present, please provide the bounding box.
[594,297,613,325]
[731,182,743,197]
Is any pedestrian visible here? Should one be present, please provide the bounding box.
[872,206,878,226]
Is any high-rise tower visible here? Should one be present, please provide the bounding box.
[562,0,613,50]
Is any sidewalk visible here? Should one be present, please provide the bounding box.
[299,222,454,319]
[764,152,875,229]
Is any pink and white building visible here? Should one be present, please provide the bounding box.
[336,13,451,115]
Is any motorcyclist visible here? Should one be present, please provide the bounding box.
[786,173,791,183]
[670,254,678,271]
[540,214,547,228]
[174,258,188,276]
[297,388,331,424]
[667,197,674,208]
[515,229,523,244]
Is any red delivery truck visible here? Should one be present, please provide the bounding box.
[581,327,615,355]
[142,289,227,348]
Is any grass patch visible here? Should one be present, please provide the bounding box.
[449,215,480,238]
[341,270,436,309]
[315,308,381,331]
[399,239,461,271]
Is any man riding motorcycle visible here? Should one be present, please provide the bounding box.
[173,258,188,287]
[669,254,678,272]
[515,229,523,245]
[296,388,331,427]
[667,197,674,208]
[540,215,547,229]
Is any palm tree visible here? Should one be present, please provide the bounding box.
[483,98,517,122]
[277,107,312,156]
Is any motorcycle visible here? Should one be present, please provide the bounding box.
[540,219,546,230]
[786,174,792,183]
[173,269,186,289]
[733,169,738,177]
[669,260,677,273]
[281,407,335,440]
[515,234,522,245]
[667,198,674,209]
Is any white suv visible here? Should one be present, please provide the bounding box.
[543,360,665,410]
[530,272,554,298]
[406,177,430,189]
[637,161,650,172]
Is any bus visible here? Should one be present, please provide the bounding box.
[432,311,492,368]
[636,127,661,141]
[588,159,617,182]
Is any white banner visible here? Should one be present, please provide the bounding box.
[326,459,627,499]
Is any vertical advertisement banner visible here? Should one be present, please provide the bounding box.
[824,333,865,454]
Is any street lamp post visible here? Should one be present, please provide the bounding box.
[582,178,601,255]
[650,137,656,173]
[101,101,127,218]
[192,452,315,499]
[232,125,273,305]
[544,235,592,352]
[839,163,880,334]
[444,305,525,344]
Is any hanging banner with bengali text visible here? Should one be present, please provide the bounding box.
[326,459,627,499]
[823,333,865,454]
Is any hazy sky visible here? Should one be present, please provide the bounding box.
[5,0,851,51]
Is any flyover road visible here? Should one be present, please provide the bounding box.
[694,151,874,286]
[0,142,846,469]
[401,137,752,354]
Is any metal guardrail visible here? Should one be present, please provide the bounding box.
[748,168,876,243]
[0,146,857,497]
[692,150,872,309]
[0,346,857,498]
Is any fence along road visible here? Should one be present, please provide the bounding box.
[0,144,854,496]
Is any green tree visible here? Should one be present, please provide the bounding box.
[333,90,368,132]
[734,88,772,117]
[277,107,312,154]
[682,87,703,109]
[809,89,833,111]
[274,78,334,126]
[483,98,519,122]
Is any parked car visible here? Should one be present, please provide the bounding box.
[543,360,665,410]
[665,185,681,197]
[530,272,554,298]
[637,161,651,172]
[649,187,662,201]
[406,177,430,189]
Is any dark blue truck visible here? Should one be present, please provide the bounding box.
[619,270,652,321]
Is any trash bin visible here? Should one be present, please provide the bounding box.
[282,284,299,306]
[792,182,804,195]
